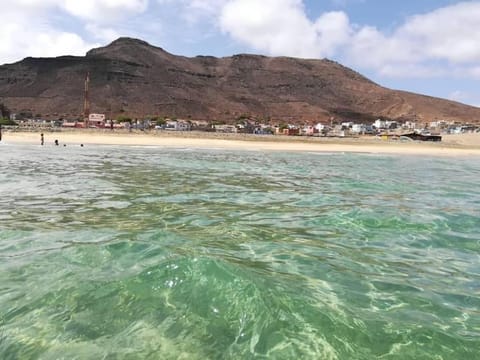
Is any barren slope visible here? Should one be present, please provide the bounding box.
[0,37,479,124]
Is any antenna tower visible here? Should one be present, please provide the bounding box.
[83,72,90,127]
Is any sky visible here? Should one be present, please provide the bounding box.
[1,0,480,107]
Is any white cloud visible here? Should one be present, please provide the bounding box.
[213,0,480,78]
[61,0,149,23]
[157,0,225,13]
[26,33,98,59]
[0,0,150,64]
[13,0,60,9]
[313,11,352,57]
[0,3,96,64]
[347,2,480,77]
[219,0,351,58]
[400,2,480,63]
[468,66,480,78]
[0,17,98,64]
[85,24,122,43]
[186,0,227,14]
[156,0,226,24]
[4,0,149,21]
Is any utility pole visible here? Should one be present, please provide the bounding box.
[83,72,90,128]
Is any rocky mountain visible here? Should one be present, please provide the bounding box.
[0,37,479,124]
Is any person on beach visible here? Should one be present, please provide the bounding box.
[41,133,44,146]
[54,139,59,146]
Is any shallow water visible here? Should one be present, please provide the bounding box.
[0,144,479,359]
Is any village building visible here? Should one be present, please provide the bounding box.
[373,119,387,129]
[165,120,191,131]
[88,113,106,128]
[301,125,316,136]
[276,125,300,136]
[403,121,417,130]
[215,124,237,133]
[351,124,365,134]
[62,119,80,128]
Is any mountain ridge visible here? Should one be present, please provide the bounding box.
[0,37,479,124]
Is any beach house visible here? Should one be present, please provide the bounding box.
[165,120,191,131]
[88,113,106,128]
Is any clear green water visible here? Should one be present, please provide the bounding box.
[0,144,479,359]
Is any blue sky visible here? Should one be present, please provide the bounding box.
[1,0,480,107]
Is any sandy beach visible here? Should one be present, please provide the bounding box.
[2,129,480,156]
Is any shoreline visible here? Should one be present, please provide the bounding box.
[2,129,480,156]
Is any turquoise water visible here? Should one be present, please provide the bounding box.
[0,144,479,359]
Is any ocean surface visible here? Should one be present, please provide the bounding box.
[0,143,479,359]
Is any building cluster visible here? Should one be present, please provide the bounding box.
[6,111,480,137]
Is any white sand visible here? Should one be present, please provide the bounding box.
[2,130,480,156]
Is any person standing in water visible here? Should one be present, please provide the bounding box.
[40,133,44,146]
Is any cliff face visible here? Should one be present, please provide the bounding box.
[0,37,479,124]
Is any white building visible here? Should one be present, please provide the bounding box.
[373,119,387,129]
[89,113,105,122]
[88,113,106,128]
[351,124,366,133]
[301,125,316,135]
[165,120,191,131]
[403,121,416,130]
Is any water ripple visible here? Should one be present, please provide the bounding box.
[1,145,479,358]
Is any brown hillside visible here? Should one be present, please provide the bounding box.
[0,37,479,124]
